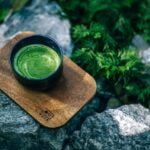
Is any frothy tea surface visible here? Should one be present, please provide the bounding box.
[13,44,60,79]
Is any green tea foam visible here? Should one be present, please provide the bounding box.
[13,44,60,79]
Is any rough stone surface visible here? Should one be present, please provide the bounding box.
[0,90,101,150]
[64,104,150,150]
[132,35,149,50]
[132,35,150,64]
[0,0,73,56]
[140,47,150,64]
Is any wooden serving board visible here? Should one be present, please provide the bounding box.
[0,32,96,128]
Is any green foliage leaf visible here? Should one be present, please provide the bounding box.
[0,8,9,22]
[57,0,150,108]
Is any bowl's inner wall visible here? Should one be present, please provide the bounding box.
[10,35,62,64]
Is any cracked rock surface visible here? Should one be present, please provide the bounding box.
[0,92,150,150]
[64,104,150,150]
[0,92,101,150]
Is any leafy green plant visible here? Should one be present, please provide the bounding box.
[57,0,150,108]
[57,0,150,44]
[72,48,149,106]
[0,8,10,22]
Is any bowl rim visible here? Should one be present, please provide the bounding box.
[9,34,63,81]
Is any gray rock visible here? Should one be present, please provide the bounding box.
[139,47,150,64]
[0,92,39,150]
[132,35,150,64]
[64,104,150,150]
[66,97,101,132]
[132,35,149,50]
[0,0,73,56]
[0,90,101,150]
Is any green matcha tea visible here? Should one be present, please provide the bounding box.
[13,44,60,79]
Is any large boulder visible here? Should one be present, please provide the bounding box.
[64,104,150,150]
[0,92,65,150]
[0,91,101,150]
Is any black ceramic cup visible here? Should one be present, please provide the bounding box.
[10,35,63,91]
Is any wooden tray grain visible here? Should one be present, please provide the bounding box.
[0,32,96,128]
